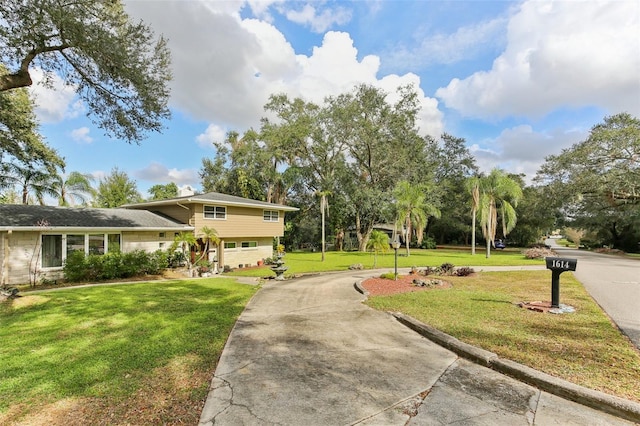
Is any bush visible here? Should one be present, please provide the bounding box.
[420,237,437,249]
[63,249,169,282]
[380,272,398,280]
[523,247,557,259]
[454,267,475,277]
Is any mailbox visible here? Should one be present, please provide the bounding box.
[545,257,577,308]
[545,257,577,271]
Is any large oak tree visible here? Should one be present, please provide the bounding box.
[0,0,171,143]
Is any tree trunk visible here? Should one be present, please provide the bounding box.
[471,208,476,255]
[485,237,491,258]
[321,194,326,262]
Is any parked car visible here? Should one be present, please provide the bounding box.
[495,239,506,249]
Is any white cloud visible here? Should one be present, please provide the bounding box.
[386,17,507,68]
[196,124,228,148]
[70,127,93,144]
[28,67,83,123]
[284,4,352,33]
[122,2,444,137]
[470,124,587,182]
[436,0,640,118]
[135,162,198,186]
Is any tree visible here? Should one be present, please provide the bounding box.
[148,182,178,200]
[429,134,478,245]
[478,169,523,258]
[0,0,171,143]
[366,230,389,268]
[94,167,142,207]
[466,176,481,255]
[195,226,220,266]
[54,171,95,206]
[536,113,640,251]
[393,180,440,256]
[171,231,196,273]
[1,163,60,204]
[331,84,423,251]
[0,65,64,176]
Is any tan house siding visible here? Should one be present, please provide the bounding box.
[193,205,284,238]
[1,231,38,285]
[222,237,273,269]
[122,231,175,252]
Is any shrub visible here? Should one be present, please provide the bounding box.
[439,263,455,275]
[454,267,475,277]
[523,247,557,259]
[63,250,169,282]
[420,237,437,249]
[63,250,88,282]
[379,272,397,280]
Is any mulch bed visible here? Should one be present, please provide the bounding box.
[361,274,452,296]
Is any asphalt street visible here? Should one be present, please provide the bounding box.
[546,239,640,350]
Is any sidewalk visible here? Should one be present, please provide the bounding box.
[199,271,639,425]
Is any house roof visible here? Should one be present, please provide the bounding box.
[122,191,299,211]
[0,205,194,232]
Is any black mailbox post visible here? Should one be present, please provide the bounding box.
[545,257,577,308]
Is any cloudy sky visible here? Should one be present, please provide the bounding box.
[30,0,640,197]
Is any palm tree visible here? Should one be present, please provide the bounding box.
[317,190,332,262]
[393,180,441,256]
[195,226,220,266]
[478,169,523,258]
[367,230,390,268]
[2,163,59,204]
[172,231,197,273]
[466,176,481,255]
[54,171,95,206]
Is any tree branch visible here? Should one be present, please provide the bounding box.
[0,44,70,91]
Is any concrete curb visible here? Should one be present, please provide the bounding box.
[354,279,640,423]
[392,312,640,424]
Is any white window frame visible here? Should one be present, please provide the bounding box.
[241,241,258,249]
[263,210,279,222]
[40,233,122,270]
[204,205,226,220]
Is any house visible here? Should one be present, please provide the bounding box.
[0,192,297,285]
[122,191,298,270]
[0,205,193,285]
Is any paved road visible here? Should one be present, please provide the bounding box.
[199,271,636,425]
[546,239,640,349]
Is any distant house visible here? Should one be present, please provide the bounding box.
[0,192,297,285]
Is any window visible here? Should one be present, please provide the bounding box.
[159,232,165,238]
[89,234,105,255]
[108,234,121,253]
[42,235,63,268]
[224,242,236,249]
[204,205,226,219]
[241,241,257,248]
[66,234,85,255]
[263,210,279,222]
[41,233,123,269]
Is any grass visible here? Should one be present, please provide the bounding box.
[228,248,544,277]
[365,270,640,402]
[0,278,256,425]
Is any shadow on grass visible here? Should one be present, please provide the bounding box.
[0,279,254,409]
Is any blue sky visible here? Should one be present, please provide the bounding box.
[29,0,640,198]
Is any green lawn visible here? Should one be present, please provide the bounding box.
[229,248,544,277]
[365,270,640,402]
[0,278,256,424]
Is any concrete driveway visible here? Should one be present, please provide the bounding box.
[547,239,640,349]
[199,271,636,425]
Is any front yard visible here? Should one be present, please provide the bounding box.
[0,278,256,425]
